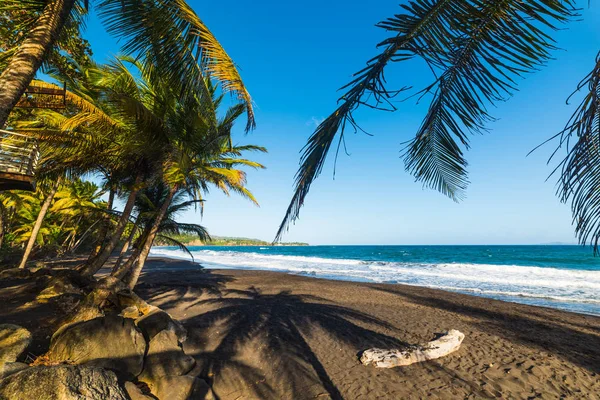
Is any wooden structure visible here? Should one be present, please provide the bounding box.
[15,81,67,110]
[0,130,40,191]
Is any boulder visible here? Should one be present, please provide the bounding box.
[360,329,465,368]
[0,268,32,280]
[135,309,187,343]
[37,275,84,302]
[152,375,215,400]
[49,315,146,379]
[0,361,28,379]
[0,324,31,362]
[139,329,195,384]
[120,306,142,319]
[0,365,128,400]
[116,291,155,315]
[124,381,155,400]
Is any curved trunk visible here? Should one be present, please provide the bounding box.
[90,187,116,257]
[18,178,61,268]
[0,0,76,127]
[81,174,142,277]
[0,204,5,249]
[111,217,139,274]
[124,186,176,289]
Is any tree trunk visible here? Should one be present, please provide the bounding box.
[18,178,61,268]
[111,217,138,274]
[0,0,76,127]
[80,174,142,277]
[90,187,116,257]
[123,186,176,289]
[0,204,6,249]
[69,218,101,254]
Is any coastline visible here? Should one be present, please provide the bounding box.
[135,257,600,399]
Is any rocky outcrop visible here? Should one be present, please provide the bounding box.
[135,308,187,343]
[139,328,195,384]
[0,365,128,400]
[124,381,154,400]
[152,375,215,400]
[0,362,28,379]
[0,324,31,362]
[48,315,146,379]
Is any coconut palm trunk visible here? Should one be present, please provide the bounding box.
[0,0,76,127]
[18,178,61,269]
[111,217,139,274]
[123,186,176,289]
[80,174,142,277]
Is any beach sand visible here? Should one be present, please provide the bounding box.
[132,257,600,399]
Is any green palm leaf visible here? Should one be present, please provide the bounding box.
[276,0,577,241]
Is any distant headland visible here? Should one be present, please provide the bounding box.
[156,234,308,247]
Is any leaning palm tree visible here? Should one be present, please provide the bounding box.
[72,56,264,283]
[277,0,600,253]
[0,0,254,131]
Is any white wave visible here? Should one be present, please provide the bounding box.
[149,247,600,311]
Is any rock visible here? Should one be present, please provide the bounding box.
[0,268,32,280]
[152,375,215,400]
[360,329,465,368]
[37,275,84,302]
[120,306,141,319]
[0,361,28,379]
[124,381,154,400]
[136,309,187,343]
[139,329,195,384]
[117,291,155,315]
[0,365,128,400]
[0,324,32,362]
[49,315,146,379]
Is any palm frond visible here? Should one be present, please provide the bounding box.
[96,0,255,131]
[551,53,600,253]
[275,0,577,242]
[155,234,195,261]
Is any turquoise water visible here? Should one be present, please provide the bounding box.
[150,245,600,316]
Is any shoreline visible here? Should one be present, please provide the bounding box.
[137,257,600,399]
[147,253,600,317]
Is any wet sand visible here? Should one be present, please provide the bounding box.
[134,257,600,399]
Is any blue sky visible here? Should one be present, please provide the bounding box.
[82,1,600,245]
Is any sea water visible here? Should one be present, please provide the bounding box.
[149,245,600,316]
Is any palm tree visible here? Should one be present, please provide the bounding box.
[0,0,254,130]
[17,177,61,268]
[4,177,105,264]
[276,1,600,252]
[111,184,210,276]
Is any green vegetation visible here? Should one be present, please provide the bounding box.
[0,0,262,290]
[276,1,600,255]
[156,233,308,247]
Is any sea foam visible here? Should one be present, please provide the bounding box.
[149,247,600,315]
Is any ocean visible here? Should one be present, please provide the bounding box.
[149,245,600,316]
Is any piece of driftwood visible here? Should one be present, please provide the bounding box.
[360,329,465,368]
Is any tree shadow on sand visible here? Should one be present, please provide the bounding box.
[181,287,408,400]
[134,268,233,310]
[369,285,600,374]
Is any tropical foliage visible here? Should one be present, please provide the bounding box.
[277,0,600,254]
[0,0,263,289]
[0,178,106,261]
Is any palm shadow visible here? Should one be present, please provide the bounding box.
[135,268,233,311]
[369,285,600,374]
[181,287,408,400]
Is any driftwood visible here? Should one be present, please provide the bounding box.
[360,330,465,368]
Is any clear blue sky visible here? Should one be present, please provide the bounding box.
[81,1,600,245]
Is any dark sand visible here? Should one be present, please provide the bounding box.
[132,257,600,399]
[1,256,599,399]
